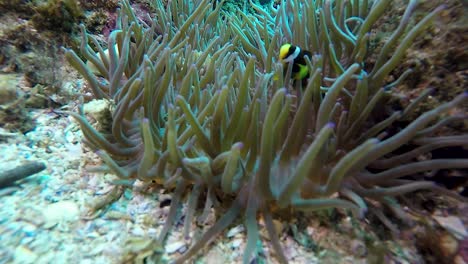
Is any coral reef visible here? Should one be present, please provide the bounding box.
[0,16,62,87]
[31,0,84,33]
[366,0,468,127]
[65,0,467,263]
[0,0,35,14]
[0,0,87,133]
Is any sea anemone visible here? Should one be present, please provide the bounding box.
[64,0,467,263]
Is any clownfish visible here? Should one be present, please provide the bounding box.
[279,43,312,81]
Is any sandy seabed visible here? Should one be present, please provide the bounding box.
[0,107,326,264]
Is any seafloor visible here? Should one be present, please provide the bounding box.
[0,0,467,263]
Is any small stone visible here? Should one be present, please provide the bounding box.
[231,238,242,249]
[439,233,459,258]
[165,241,185,254]
[82,99,113,131]
[226,225,244,238]
[22,222,37,237]
[42,200,80,227]
[454,255,466,264]
[42,221,58,229]
[131,226,145,236]
[263,219,284,240]
[273,219,284,234]
[350,239,367,257]
[434,216,467,240]
[14,246,38,264]
[338,216,353,234]
[204,246,228,263]
[177,244,187,254]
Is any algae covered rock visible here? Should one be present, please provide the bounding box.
[0,74,34,133]
[0,74,19,105]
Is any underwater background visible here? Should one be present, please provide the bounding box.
[0,0,467,263]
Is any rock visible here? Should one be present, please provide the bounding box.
[24,84,50,108]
